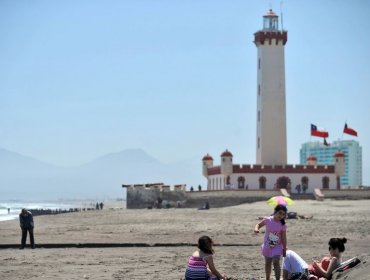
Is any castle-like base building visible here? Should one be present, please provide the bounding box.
[202,150,345,194]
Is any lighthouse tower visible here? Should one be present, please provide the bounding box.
[254,9,288,165]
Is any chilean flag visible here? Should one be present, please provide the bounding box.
[311,124,329,138]
[343,123,358,136]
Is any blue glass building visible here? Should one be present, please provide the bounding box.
[300,140,362,187]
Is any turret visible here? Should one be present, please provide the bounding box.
[306,155,317,166]
[202,154,214,178]
[220,149,233,176]
[334,150,345,177]
[334,150,345,190]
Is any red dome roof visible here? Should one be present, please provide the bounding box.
[334,151,345,157]
[264,9,277,17]
[220,149,233,157]
[202,154,213,161]
[307,155,317,161]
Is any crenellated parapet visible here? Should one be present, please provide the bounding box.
[234,164,335,174]
[208,166,221,176]
[206,164,335,175]
[122,183,186,192]
[254,31,288,46]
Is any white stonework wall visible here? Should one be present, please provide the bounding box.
[208,172,337,192]
[208,175,226,191]
[256,40,287,165]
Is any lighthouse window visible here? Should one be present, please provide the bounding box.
[258,111,260,122]
[258,58,261,69]
[264,16,279,30]
[258,84,260,96]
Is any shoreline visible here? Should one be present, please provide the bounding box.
[0,199,125,222]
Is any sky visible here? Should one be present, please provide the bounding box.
[0,0,369,184]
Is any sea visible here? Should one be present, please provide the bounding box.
[0,200,99,222]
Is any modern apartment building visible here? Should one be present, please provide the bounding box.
[300,140,362,187]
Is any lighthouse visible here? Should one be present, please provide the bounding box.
[254,9,288,165]
[201,10,343,193]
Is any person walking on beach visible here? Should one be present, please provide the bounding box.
[282,237,347,280]
[185,235,226,280]
[254,204,288,280]
[19,208,35,249]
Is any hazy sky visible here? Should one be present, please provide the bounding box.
[1,1,369,184]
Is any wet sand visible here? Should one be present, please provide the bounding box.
[1,199,369,279]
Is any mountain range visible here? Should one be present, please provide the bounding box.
[0,148,203,200]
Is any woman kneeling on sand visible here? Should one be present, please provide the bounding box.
[282,237,347,280]
[185,236,226,280]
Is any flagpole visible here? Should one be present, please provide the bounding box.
[280,1,284,30]
[339,120,347,152]
[342,120,346,140]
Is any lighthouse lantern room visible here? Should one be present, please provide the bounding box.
[263,9,279,30]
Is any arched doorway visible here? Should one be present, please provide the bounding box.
[301,176,309,193]
[259,176,266,189]
[226,176,231,185]
[238,176,245,189]
[276,176,291,191]
[322,176,330,189]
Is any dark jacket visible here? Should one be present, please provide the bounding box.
[19,211,34,229]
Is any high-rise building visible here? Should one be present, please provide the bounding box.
[300,140,362,187]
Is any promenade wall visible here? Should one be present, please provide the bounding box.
[125,187,370,209]
[184,190,281,208]
[126,187,186,209]
[322,189,370,199]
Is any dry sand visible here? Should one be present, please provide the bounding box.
[0,199,369,279]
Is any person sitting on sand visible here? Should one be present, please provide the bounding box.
[286,212,313,220]
[257,212,312,220]
[185,236,226,280]
[282,237,347,280]
[198,201,210,210]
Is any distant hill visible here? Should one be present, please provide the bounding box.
[0,148,203,200]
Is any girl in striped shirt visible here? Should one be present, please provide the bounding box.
[185,236,226,280]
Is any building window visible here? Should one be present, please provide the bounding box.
[258,58,261,69]
[258,137,260,149]
[258,84,260,96]
[258,110,260,122]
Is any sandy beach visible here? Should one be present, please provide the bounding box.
[1,199,369,279]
